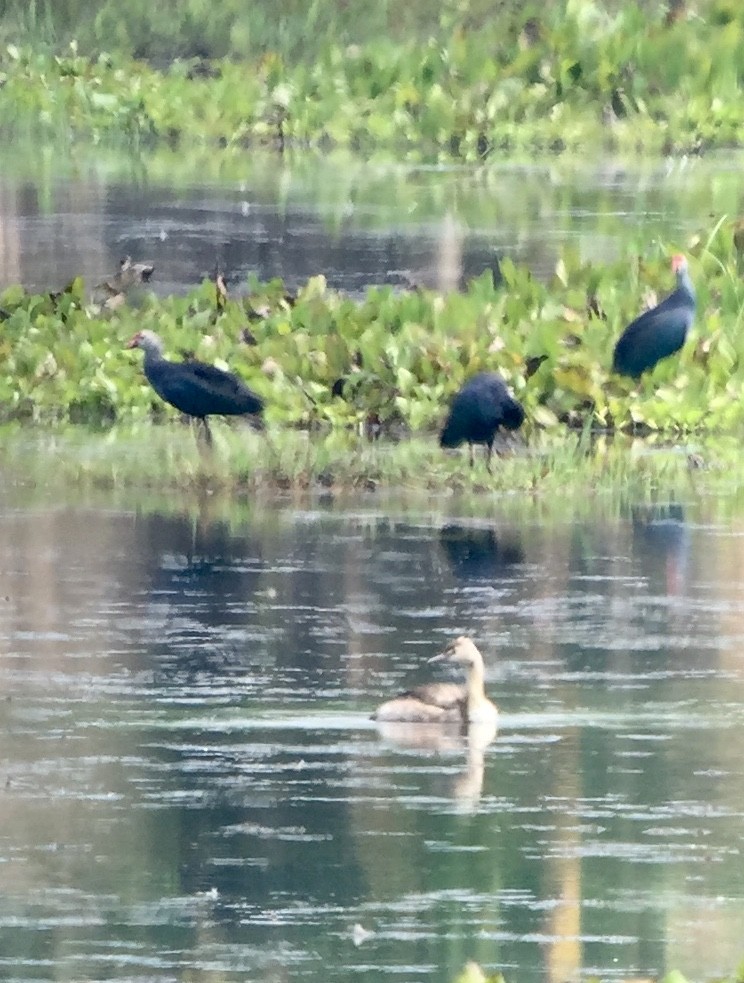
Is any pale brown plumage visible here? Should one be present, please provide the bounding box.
[372,636,497,725]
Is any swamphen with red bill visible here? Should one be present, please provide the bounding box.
[127,330,264,445]
[612,254,695,378]
[440,371,525,472]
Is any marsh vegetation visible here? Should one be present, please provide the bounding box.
[2,223,743,487]
[1,1,744,157]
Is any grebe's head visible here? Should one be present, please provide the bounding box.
[429,635,483,667]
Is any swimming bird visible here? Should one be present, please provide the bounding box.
[440,372,524,471]
[372,636,497,725]
[126,329,264,446]
[612,254,695,378]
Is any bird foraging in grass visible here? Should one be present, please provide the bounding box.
[440,371,525,472]
[612,254,695,379]
[126,330,264,446]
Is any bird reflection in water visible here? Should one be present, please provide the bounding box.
[439,523,524,581]
[376,718,498,812]
[137,504,265,676]
[631,503,688,597]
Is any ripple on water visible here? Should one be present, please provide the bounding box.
[2,497,744,983]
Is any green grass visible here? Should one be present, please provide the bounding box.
[0,0,666,63]
[3,420,742,509]
[1,1,744,158]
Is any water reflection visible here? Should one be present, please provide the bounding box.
[631,503,689,597]
[135,507,266,676]
[376,718,498,812]
[3,150,744,294]
[439,523,525,581]
[1,491,744,983]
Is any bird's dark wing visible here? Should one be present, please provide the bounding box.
[654,288,695,319]
[623,293,693,341]
[145,358,263,417]
[613,297,693,377]
[144,361,198,414]
[186,361,264,415]
[189,361,241,391]
[441,372,523,447]
[471,375,524,431]
[401,682,466,710]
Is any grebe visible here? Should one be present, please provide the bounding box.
[372,636,497,725]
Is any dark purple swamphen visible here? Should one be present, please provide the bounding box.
[440,371,525,471]
[612,254,695,378]
[127,330,264,445]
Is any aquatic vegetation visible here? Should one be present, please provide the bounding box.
[2,228,744,452]
[2,1,744,157]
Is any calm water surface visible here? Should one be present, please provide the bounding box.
[2,148,744,293]
[1,478,743,983]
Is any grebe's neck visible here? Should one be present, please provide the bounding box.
[464,652,487,714]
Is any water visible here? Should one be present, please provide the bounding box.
[1,481,743,983]
[2,144,744,979]
[2,149,744,295]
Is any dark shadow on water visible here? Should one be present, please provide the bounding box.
[439,523,524,581]
[631,502,689,597]
[133,508,266,676]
